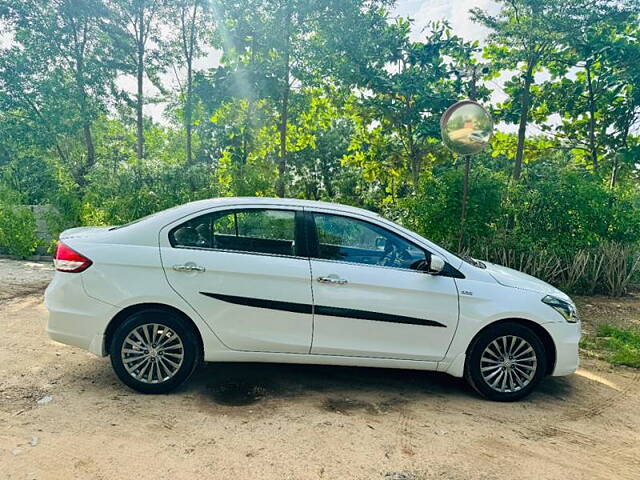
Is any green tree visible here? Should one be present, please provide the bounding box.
[344,22,471,196]
[536,3,638,176]
[104,0,170,161]
[211,0,394,197]
[166,0,213,164]
[472,0,565,180]
[0,0,116,188]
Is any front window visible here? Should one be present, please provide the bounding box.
[312,213,426,269]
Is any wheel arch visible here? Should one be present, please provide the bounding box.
[104,303,204,359]
[465,318,557,376]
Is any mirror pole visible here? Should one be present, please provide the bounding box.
[458,154,471,252]
[440,99,493,255]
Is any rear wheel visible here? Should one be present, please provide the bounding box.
[464,322,547,401]
[109,309,200,394]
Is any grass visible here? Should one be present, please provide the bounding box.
[581,324,640,368]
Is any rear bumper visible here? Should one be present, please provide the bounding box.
[545,321,581,376]
[45,273,114,356]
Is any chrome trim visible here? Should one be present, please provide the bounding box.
[309,257,428,275]
[170,245,307,261]
[317,275,348,285]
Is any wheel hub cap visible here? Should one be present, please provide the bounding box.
[121,323,185,384]
[480,335,537,393]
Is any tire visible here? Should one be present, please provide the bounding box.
[109,309,200,394]
[464,322,547,402]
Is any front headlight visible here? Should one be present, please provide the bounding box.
[542,295,579,323]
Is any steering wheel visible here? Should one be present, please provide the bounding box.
[378,240,410,267]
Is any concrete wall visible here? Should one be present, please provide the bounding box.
[29,204,56,244]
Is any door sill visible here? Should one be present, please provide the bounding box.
[204,349,439,371]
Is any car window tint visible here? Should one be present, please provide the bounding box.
[214,210,295,255]
[313,213,425,269]
[170,217,212,249]
[212,212,236,236]
[235,210,294,241]
[170,209,296,257]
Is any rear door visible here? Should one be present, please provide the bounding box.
[160,206,313,354]
[307,211,459,361]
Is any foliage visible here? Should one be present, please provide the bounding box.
[583,324,640,368]
[390,162,640,296]
[82,157,218,226]
[343,21,474,190]
[0,0,639,295]
[0,204,40,257]
[398,164,506,249]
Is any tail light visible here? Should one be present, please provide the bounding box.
[54,242,93,273]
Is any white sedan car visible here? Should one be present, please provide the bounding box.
[45,197,580,401]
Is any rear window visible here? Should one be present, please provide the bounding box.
[169,209,296,256]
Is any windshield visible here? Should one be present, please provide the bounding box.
[460,255,487,269]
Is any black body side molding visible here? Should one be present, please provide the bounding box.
[199,292,446,328]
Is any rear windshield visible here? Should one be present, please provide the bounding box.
[109,204,185,230]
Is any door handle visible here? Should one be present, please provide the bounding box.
[173,263,206,273]
[317,275,348,285]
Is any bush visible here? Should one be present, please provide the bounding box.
[508,168,640,255]
[473,243,640,296]
[81,159,219,226]
[0,204,40,258]
[393,163,640,296]
[397,165,507,250]
[599,242,640,297]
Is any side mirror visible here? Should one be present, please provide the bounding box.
[414,254,446,275]
[429,254,446,274]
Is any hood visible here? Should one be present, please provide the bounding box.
[481,260,571,302]
[59,226,113,240]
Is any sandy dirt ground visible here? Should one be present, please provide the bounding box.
[1,260,639,479]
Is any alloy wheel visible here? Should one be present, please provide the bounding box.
[480,335,537,393]
[120,323,185,384]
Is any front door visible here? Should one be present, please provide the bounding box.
[160,207,313,354]
[307,212,459,361]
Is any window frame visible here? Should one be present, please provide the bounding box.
[305,210,431,273]
[168,207,307,259]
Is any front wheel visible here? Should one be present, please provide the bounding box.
[464,322,547,401]
[109,309,200,394]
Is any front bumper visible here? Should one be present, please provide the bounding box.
[45,273,114,356]
[544,320,581,376]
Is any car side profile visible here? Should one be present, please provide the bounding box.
[45,197,580,401]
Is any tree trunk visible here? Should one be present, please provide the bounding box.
[185,59,193,164]
[406,123,420,189]
[276,9,291,198]
[409,151,420,188]
[458,155,471,252]
[610,156,619,189]
[513,64,534,181]
[136,7,145,161]
[585,63,598,170]
[82,114,95,163]
[276,80,288,198]
[75,62,96,186]
[182,2,199,165]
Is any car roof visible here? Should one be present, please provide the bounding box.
[176,197,381,219]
